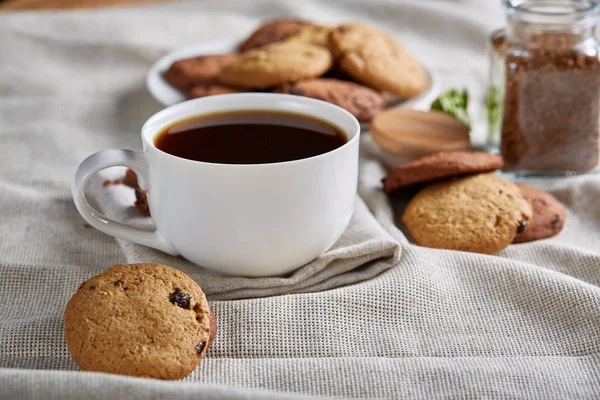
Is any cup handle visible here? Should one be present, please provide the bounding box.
[72,149,179,256]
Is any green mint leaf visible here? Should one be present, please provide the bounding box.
[430,88,471,128]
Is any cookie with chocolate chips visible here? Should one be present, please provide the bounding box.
[186,84,244,99]
[219,41,333,89]
[513,183,566,243]
[64,263,216,380]
[163,54,238,91]
[383,151,504,193]
[274,78,385,122]
[402,173,532,254]
[238,18,311,51]
[329,22,428,99]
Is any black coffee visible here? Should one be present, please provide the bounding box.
[154,110,347,164]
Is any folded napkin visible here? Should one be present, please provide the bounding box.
[86,151,400,300]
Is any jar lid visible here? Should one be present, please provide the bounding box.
[504,0,600,26]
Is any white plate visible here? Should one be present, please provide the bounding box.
[147,38,442,110]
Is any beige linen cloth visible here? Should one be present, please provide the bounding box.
[1,0,600,398]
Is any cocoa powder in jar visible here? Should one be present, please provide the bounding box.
[501,33,600,173]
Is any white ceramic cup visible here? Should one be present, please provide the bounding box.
[72,93,360,277]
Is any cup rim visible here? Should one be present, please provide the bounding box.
[141,93,361,168]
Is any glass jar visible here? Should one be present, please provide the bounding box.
[486,0,600,176]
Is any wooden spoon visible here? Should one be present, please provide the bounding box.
[370,108,471,159]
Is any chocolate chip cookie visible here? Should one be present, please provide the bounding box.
[187,84,244,99]
[513,183,566,243]
[163,54,238,91]
[402,173,532,254]
[64,263,216,380]
[239,19,311,51]
[286,24,332,47]
[275,78,385,122]
[384,151,504,192]
[218,41,333,89]
[329,23,428,99]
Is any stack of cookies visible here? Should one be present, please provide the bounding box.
[384,151,566,254]
[163,19,429,122]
